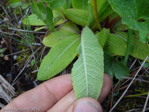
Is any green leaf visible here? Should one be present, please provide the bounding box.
[64,9,89,26]
[99,6,114,21]
[72,0,89,10]
[44,7,54,30]
[112,17,128,31]
[142,62,149,68]
[104,52,129,79]
[63,0,72,9]
[31,2,54,30]
[96,28,110,48]
[43,0,65,9]
[9,0,22,8]
[105,32,149,62]
[22,14,46,26]
[43,22,80,47]
[22,3,29,9]
[31,2,46,20]
[105,34,127,56]
[113,60,129,79]
[109,0,149,42]
[72,26,104,99]
[37,35,80,80]
[104,52,113,78]
[34,26,45,31]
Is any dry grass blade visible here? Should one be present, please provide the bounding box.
[126,107,149,112]
[8,28,46,34]
[11,46,42,86]
[142,91,149,112]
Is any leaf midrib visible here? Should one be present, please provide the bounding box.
[81,36,89,96]
[45,37,79,73]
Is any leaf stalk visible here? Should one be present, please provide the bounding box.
[93,0,101,31]
[124,29,133,65]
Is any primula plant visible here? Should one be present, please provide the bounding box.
[18,0,149,99]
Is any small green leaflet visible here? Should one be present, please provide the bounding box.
[37,35,80,80]
[72,26,104,99]
[31,2,46,20]
[31,2,54,31]
[22,14,45,26]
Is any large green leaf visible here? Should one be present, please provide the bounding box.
[72,26,104,99]
[105,32,149,62]
[72,0,89,10]
[109,0,149,42]
[38,35,80,80]
[43,22,80,47]
[22,14,45,26]
[64,9,89,26]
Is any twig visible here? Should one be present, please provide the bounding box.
[8,28,46,34]
[0,30,22,37]
[56,19,69,31]
[14,9,19,25]
[121,76,149,83]
[2,6,11,20]
[129,59,137,70]
[3,49,30,57]
[109,56,149,112]
[138,60,149,74]
[126,108,149,112]
[29,45,39,70]
[142,91,149,112]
